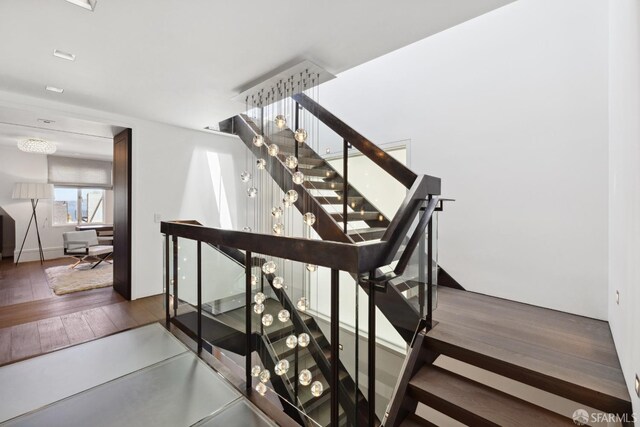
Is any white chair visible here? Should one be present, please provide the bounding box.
[63,230,113,269]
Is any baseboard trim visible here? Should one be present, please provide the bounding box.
[14,246,64,263]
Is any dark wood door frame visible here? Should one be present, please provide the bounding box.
[113,128,132,300]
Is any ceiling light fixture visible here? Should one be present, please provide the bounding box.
[45,86,64,93]
[64,0,97,11]
[53,49,76,61]
[37,118,56,125]
[17,138,57,154]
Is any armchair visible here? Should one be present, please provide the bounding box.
[63,230,113,269]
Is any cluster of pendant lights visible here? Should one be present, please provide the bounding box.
[240,110,323,398]
[241,113,317,232]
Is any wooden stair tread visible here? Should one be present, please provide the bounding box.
[409,365,574,426]
[303,181,343,191]
[399,413,436,427]
[298,167,338,178]
[319,196,364,206]
[347,227,386,242]
[297,157,325,167]
[330,211,383,221]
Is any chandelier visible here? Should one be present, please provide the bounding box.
[18,138,57,154]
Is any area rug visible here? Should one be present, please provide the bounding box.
[45,263,113,295]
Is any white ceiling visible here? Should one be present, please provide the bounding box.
[0,0,513,130]
[0,105,121,160]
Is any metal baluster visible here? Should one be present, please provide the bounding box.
[343,139,349,233]
[368,272,376,426]
[427,196,433,329]
[172,236,178,318]
[245,251,253,393]
[164,234,170,327]
[330,269,340,426]
[197,241,202,354]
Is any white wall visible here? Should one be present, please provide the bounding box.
[0,89,246,299]
[608,0,640,414]
[318,0,609,319]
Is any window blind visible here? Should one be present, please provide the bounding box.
[48,155,113,188]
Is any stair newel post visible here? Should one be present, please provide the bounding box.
[368,271,376,427]
[245,250,253,393]
[164,234,170,327]
[197,241,202,354]
[330,269,340,427]
[427,196,433,329]
[294,102,300,172]
[172,235,179,318]
[343,139,349,233]
[418,201,426,318]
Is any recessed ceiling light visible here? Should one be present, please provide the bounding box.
[53,49,76,61]
[45,86,64,93]
[64,0,97,11]
[37,118,56,125]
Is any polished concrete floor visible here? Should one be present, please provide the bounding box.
[0,323,275,427]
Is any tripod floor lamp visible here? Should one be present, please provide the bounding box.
[12,183,54,265]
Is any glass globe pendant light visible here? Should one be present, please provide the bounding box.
[272,223,284,235]
[253,135,265,147]
[255,382,267,395]
[274,115,286,129]
[296,297,309,312]
[298,333,310,347]
[254,292,266,304]
[274,359,290,376]
[259,369,271,383]
[310,381,324,397]
[306,264,317,272]
[285,335,297,349]
[247,187,258,198]
[262,261,277,274]
[256,159,266,170]
[278,309,290,323]
[271,206,283,218]
[253,303,265,314]
[268,144,279,157]
[292,171,305,185]
[251,365,262,377]
[240,171,252,182]
[272,276,284,289]
[285,190,298,203]
[303,213,316,226]
[285,155,298,169]
[262,313,273,326]
[294,128,307,143]
[299,369,312,386]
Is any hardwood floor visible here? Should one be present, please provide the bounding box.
[0,257,164,366]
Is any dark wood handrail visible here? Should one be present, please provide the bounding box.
[160,221,386,274]
[293,92,423,189]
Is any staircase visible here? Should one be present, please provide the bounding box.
[159,93,636,427]
[385,287,633,426]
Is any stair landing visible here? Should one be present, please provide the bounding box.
[428,287,632,416]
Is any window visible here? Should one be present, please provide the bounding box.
[53,187,106,225]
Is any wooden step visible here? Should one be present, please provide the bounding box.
[303,180,343,191]
[318,196,364,208]
[348,227,387,242]
[409,365,574,426]
[330,211,384,222]
[297,157,325,167]
[399,413,436,427]
[298,167,337,179]
[427,288,633,416]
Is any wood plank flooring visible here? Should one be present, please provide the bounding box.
[0,257,165,366]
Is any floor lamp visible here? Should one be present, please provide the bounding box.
[12,183,54,265]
